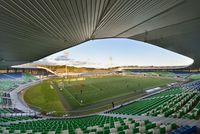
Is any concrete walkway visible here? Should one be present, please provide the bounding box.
[9,80,42,113]
[99,113,200,128]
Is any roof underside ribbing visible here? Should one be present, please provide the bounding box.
[0,0,200,68]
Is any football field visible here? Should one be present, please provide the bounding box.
[24,75,176,116]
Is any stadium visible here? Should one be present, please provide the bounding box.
[1,0,200,134]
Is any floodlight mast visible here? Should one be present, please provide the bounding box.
[109,56,113,68]
[64,51,69,79]
[65,64,68,79]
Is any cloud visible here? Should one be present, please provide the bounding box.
[33,58,52,65]
[54,55,71,61]
[31,56,107,68]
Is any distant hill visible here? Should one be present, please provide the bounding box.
[40,65,113,73]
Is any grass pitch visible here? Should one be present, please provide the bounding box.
[24,75,176,116]
[189,74,200,80]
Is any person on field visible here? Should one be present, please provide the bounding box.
[112,101,114,108]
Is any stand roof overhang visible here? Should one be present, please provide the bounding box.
[0,0,200,68]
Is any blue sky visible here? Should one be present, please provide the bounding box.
[34,38,193,68]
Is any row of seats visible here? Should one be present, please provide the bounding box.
[0,73,23,80]
[172,72,193,78]
[110,86,200,119]
[0,73,39,117]
[142,92,194,117]
[156,92,196,117]
[110,88,189,116]
[0,92,4,104]
[146,88,183,98]
[170,92,200,118]
[183,99,200,119]
[181,80,200,91]
[168,125,198,134]
[0,116,34,123]
[0,80,18,91]
[0,115,178,134]
[110,95,174,115]
[23,73,38,82]
[0,108,23,114]
[0,73,38,91]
